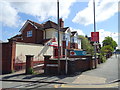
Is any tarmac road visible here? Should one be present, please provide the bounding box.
[81,54,119,83]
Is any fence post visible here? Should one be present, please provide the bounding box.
[26,55,34,74]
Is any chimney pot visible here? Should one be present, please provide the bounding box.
[59,18,64,28]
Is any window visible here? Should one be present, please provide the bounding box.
[74,37,78,43]
[71,36,78,43]
[27,30,32,37]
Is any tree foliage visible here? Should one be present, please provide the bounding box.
[101,36,117,57]
[78,35,94,55]
[102,36,117,49]
[101,45,114,55]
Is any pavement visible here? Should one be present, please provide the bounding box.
[0,54,120,88]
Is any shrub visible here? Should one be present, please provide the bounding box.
[28,68,34,74]
[100,53,106,63]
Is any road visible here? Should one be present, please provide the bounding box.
[60,54,119,88]
[82,54,119,83]
[1,54,119,89]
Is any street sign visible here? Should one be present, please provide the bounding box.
[91,32,99,42]
[70,50,86,56]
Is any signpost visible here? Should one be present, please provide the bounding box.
[91,32,99,42]
[93,0,97,68]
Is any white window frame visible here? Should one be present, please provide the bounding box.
[27,30,32,37]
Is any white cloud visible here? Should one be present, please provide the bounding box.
[72,0,118,26]
[97,29,118,46]
[1,0,76,27]
[0,1,20,27]
[70,27,85,36]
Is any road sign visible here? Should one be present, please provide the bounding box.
[91,32,99,42]
[70,50,86,56]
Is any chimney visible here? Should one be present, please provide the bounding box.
[59,18,64,28]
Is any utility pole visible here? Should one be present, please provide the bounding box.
[57,0,60,74]
[93,0,97,68]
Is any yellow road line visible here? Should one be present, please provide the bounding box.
[60,83,119,88]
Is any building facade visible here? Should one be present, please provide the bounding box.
[2,19,82,74]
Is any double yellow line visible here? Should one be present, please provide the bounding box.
[54,82,119,88]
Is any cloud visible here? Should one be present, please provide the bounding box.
[70,27,85,36]
[1,0,76,27]
[97,29,118,46]
[0,1,20,27]
[72,0,118,26]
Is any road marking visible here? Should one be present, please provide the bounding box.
[73,75,106,84]
[54,85,59,88]
[60,82,119,88]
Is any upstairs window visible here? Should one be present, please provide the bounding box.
[27,30,32,37]
[71,36,78,43]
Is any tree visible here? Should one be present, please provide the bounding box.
[78,35,94,55]
[101,45,114,55]
[102,36,117,50]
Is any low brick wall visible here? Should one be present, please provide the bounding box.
[44,55,94,75]
[75,59,91,72]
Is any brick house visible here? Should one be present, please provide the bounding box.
[11,18,81,57]
[2,19,82,74]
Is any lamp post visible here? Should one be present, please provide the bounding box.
[57,0,60,74]
[65,38,68,75]
[93,0,97,68]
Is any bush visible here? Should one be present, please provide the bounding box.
[28,68,34,74]
[100,53,106,63]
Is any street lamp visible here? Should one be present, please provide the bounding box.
[65,38,68,75]
[57,0,60,74]
[93,0,97,68]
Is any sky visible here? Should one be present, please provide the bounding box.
[0,0,119,48]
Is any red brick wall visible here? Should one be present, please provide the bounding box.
[75,60,91,72]
[67,42,71,49]
[22,23,36,43]
[2,43,11,73]
[71,43,78,49]
[15,38,23,42]
[36,30,43,43]
[62,41,66,49]
[2,41,16,74]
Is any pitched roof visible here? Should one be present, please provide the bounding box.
[44,20,58,30]
[20,19,70,33]
[71,31,77,36]
[10,34,22,40]
[60,27,69,32]
[28,20,59,30]
[27,20,44,30]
